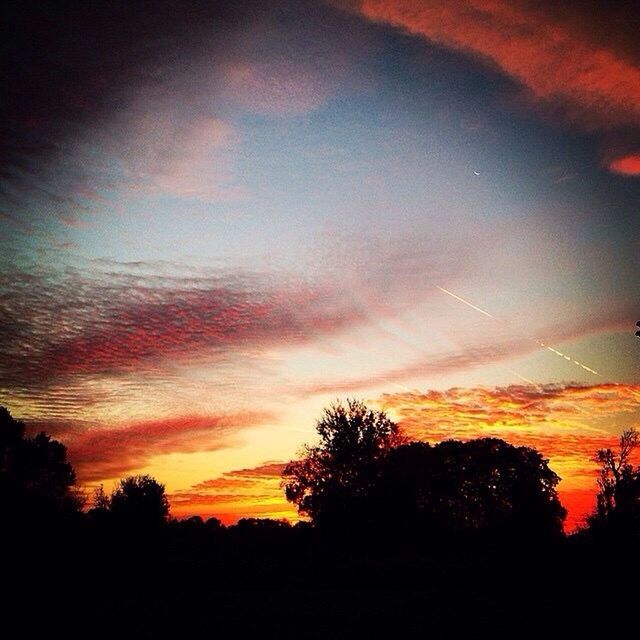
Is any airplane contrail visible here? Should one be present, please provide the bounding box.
[436,285,600,377]
[534,340,599,375]
[436,286,495,318]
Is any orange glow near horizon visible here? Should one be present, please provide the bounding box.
[377,383,640,531]
[168,461,300,525]
[144,382,640,532]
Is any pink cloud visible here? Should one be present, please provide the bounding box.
[353,0,640,131]
[223,60,334,116]
[0,266,372,418]
[121,115,244,202]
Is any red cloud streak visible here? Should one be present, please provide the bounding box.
[608,154,640,176]
[65,412,271,482]
[355,0,640,131]
[0,268,368,405]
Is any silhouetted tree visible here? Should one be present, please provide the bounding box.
[0,406,82,524]
[378,438,566,540]
[92,484,111,510]
[283,399,401,529]
[87,484,112,527]
[234,517,291,531]
[373,441,435,532]
[589,428,640,537]
[205,516,223,532]
[110,474,169,528]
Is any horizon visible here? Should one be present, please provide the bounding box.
[2,0,639,533]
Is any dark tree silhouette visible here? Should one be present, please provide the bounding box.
[378,438,566,540]
[91,484,111,511]
[110,474,169,528]
[589,428,640,537]
[0,406,82,523]
[283,400,565,539]
[283,399,401,529]
[234,517,291,531]
[87,483,112,526]
[373,441,436,532]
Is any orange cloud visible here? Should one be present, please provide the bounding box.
[64,412,272,482]
[378,382,640,530]
[608,153,640,176]
[169,461,298,524]
[353,0,640,131]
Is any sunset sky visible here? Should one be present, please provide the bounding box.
[2,0,639,530]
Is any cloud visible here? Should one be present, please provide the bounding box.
[347,0,640,175]
[169,461,296,523]
[1,0,372,220]
[300,339,534,395]
[0,211,34,236]
[297,301,633,397]
[0,262,369,417]
[608,153,640,177]
[351,0,640,131]
[106,114,243,202]
[223,59,333,116]
[377,382,640,529]
[379,383,640,433]
[63,412,271,482]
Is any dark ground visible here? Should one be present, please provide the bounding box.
[6,525,630,639]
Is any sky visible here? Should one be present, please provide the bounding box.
[1,0,639,531]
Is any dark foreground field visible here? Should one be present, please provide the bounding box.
[6,527,631,639]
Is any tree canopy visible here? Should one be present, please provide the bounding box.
[284,401,566,539]
[0,406,81,523]
[283,399,401,529]
[109,474,170,528]
[589,428,640,538]
[378,438,566,539]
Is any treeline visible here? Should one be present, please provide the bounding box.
[4,402,640,639]
[2,401,639,550]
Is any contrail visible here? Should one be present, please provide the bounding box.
[436,285,600,377]
[535,340,599,375]
[436,286,495,318]
[437,286,540,383]
[501,366,536,386]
